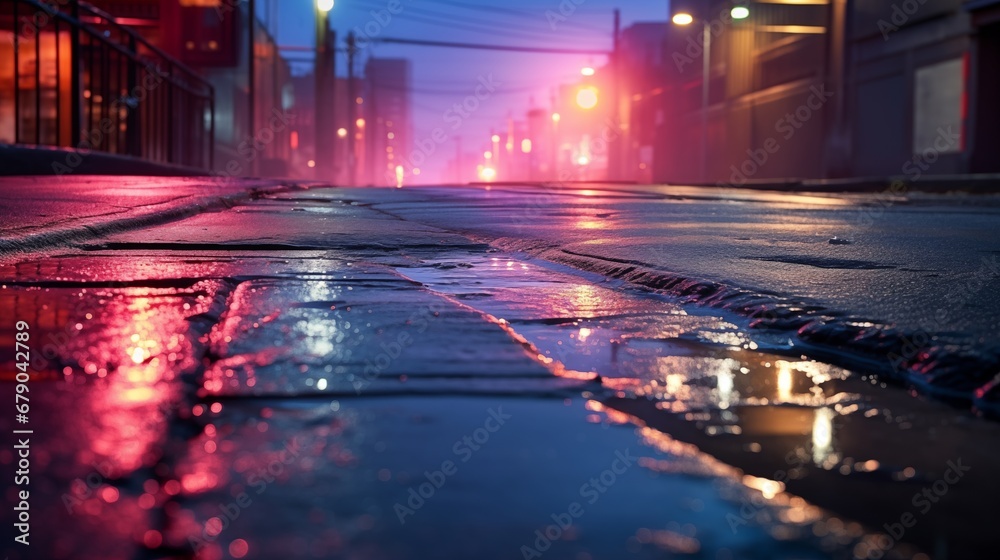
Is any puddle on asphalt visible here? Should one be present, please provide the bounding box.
[395,253,947,559]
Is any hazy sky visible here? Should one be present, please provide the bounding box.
[262,0,670,181]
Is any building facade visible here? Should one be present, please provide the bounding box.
[646,0,999,184]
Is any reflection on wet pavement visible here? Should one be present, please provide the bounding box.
[2,194,996,560]
[0,280,227,560]
[398,251,1000,559]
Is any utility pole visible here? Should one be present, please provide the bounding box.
[367,63,377,186]
[347,32,357,186]
[698,0,712,184]
[609,8,621,181]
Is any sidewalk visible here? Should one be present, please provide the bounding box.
[1,182,998,559]
[0,175,289,260]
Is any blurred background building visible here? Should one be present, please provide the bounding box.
[1,0,996,184]
[0,0,414,182]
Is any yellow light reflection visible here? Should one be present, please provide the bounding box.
[395,165,405,188]
[812,407,835,466]
[716,363,735,409]
[777,362,793,401]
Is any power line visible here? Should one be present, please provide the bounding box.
[420,0,610,33]
[372,37,611,55]
[347,0,602,46]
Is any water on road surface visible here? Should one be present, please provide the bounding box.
[1,183,998,560]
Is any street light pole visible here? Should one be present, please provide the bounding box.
[673,6,749,183]
[700,20,710,183]
[315,1,335,180]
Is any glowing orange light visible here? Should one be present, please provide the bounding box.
[479,167,497,181]
[336,128,348,138]
[576,87,598,109]
[307,160,316,168]
[356,118,366,128]
[521,139,532,153]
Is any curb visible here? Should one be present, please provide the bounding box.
[0,144,214,177]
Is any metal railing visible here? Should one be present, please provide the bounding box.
[1,0,215,169]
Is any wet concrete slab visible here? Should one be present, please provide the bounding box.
[161,395,843,560]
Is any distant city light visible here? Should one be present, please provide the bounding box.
[672,13,694,26]
[337,128,347,138]
[581,67,595,76]
[317,0,334,13]
[356,97,364,104]
[551,113,561,123]
[479,167,497,181]
[576,87,599,110]
[356,118,365,128]
[387,132,395,139]
[491,134,501,143]
[577,155,590,166]
[731,6,750,19]
[413,168,421,175]
[484,150,493,160]
[521,139,532,153]
[307,160,316,168]
[395,165,404,188]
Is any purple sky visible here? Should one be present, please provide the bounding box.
[262,0,670,182]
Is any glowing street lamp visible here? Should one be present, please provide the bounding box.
[581,66,595,76]
[551,112,561,123]
[731,6,750,20]
[671,13,693,26]
[317,0,335,12]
